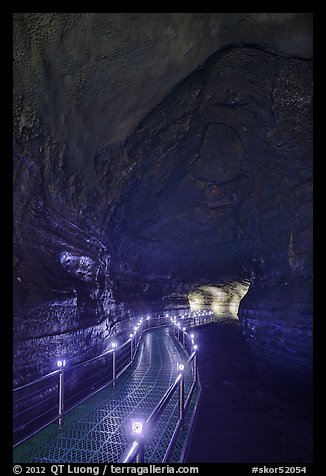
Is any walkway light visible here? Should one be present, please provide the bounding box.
[182,327,186,331]
[130,333,133,338]
[57,359,66,367]
[177,363,185,372]
[190,334,194,339]
[193,344,198,350]
[112,342,118,349]
[132,421,143,434]
[131,418,145,438]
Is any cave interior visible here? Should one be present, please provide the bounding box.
[13,13,313,463]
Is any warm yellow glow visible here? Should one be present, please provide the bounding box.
[188,281,250,319]
[211,301,223,314]
[188,291,205,311]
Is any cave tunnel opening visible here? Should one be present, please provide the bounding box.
[13,13,313,464]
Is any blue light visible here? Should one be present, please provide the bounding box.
[132,421,143,434]
[131,418,145,438]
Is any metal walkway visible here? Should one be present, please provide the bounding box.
[13,326,198,463]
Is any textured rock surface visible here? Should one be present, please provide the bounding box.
[185,320,312,463]
[239,278,313,378]
[13,13,312,385]
[188,282,250,318]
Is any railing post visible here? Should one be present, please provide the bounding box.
[136,443,145,463]
[112,343,117,386]
[130,334,134,362]
[193,352,197,385]
[182,328,186,348]
[58,367,64,426]
[179,372,185,421]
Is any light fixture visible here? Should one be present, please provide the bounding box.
[190,334,194,339]
[57,359,66,367]
[131,418,145,437]
[112,342,118,349]
[182,327,186,331]
[193,344,198,350]
[177,363,185,371]
[130,333,133,338]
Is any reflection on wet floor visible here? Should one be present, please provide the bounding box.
[185,318,312,463]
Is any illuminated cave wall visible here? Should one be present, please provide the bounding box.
[188,282,250,318]
[13,13,312,384]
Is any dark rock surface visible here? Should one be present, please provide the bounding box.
[13,14,312,386]
[239,278,313,379]
[185,321,312,463]
[13,13,312,152]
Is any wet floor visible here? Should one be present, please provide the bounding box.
[185,318,313,463]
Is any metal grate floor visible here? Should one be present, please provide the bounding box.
[13,327,195,463]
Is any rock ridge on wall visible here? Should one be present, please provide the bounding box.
[14,20,312,385]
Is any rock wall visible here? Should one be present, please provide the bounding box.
[13,14,312,386]
[109,46,312,377]
[239,278,312,379]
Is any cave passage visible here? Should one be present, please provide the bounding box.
[13,317,312,463]
[13,13,313,465]
[14,327,191,463]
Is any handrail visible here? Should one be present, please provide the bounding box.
[124,308,215,464]
[14,309,214,448]
[13,369,61,392]
[145,348,196,426]
[121,328,200,464]
[146,374,182,427]
[146,351,196,429]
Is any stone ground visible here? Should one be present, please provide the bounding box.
[185,319,312,463]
